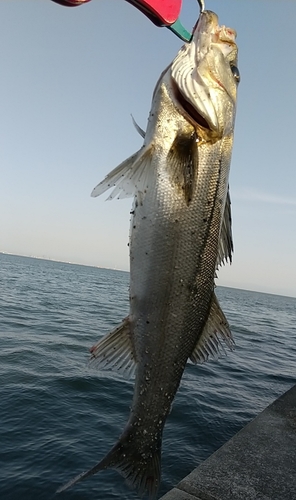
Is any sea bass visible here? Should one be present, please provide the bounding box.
[58,9,239,499]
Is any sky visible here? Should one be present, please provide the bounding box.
[0,0,295,298]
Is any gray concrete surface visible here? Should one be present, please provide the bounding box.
[160,384,296,500]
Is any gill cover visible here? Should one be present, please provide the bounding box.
[171,10,238,136]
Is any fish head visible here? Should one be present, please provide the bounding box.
[171,10,239,139]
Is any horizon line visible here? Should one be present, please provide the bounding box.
[1,251,295,300]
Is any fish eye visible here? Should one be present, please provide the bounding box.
[230,65,240,84]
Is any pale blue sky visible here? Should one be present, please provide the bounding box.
[0,0,295,298]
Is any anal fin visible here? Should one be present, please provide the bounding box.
[89,317,137,379]
[189,293,234,364]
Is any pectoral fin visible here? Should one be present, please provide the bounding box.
[189,293,234,364]
[89,317,137,379]
[91,145,154,200]
[167,130,198,205]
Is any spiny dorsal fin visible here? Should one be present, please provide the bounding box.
[189,293,234,364]
[131,114,146,138]
[89,317,137,379]
[217,187,233,268]
[91,145,154,200]
[167,130,198,205]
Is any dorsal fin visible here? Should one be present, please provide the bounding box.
[131,114,146,138]
[217,187,233,268]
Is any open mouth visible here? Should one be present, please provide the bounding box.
[174,84,211,130]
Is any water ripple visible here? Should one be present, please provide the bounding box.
[0,254,295,499]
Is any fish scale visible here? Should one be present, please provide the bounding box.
[57,9,239,499]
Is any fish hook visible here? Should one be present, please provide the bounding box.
[169,0,205,41]
[197,0,205,13]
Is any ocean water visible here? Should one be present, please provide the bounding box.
[0,252,295,500]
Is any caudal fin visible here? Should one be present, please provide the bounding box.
[56,428,161,499]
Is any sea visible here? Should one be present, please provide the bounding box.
[1,252,295,500]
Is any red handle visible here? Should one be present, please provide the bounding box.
[51,0,182,26]
[127,1,182,26]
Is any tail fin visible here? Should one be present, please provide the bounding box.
[56,427,161,499]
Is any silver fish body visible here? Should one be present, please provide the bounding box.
[58,10,239,499]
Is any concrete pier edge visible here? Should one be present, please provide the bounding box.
[159,384,296,500]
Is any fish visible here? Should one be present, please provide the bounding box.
[57,8,239,499]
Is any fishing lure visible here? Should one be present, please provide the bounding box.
[51,0,205,42]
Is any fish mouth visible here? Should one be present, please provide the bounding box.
[171,10,238,135]
[174,83,211,130]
